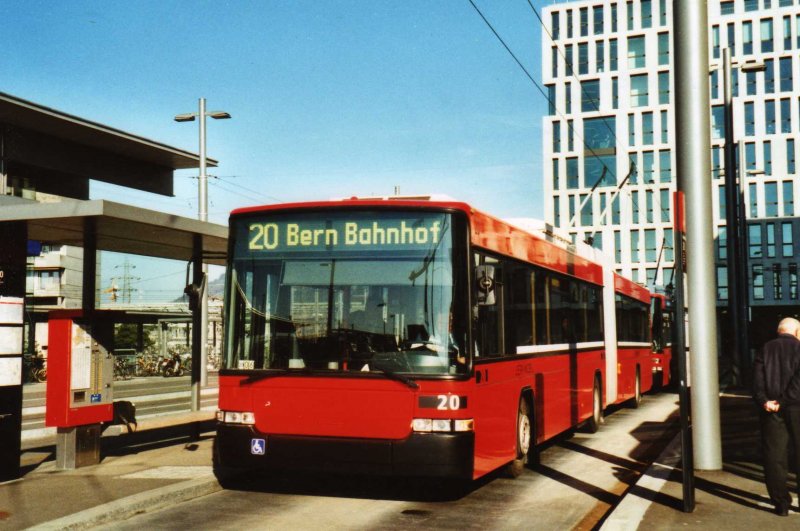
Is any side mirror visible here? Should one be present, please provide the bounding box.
[475,265,496,306]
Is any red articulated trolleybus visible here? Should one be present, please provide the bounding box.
[214,196,658,482]
[649,292,673,389]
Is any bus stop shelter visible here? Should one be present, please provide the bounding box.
[0,92,228,479]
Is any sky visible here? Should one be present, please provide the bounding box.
[2,0,552,301]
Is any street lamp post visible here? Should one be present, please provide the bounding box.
[720,49,765,386]
[175,99,230,409]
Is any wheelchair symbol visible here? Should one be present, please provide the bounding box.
[250,438,266,455]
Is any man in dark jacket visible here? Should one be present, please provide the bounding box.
[753,317,800,516]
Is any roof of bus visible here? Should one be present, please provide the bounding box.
[230,198,604,285]
[614,272,651,304]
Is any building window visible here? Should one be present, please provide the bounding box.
[658,72,670,104]
[717,266,729,300]
[614,230,622,263]
[749,182,758,218]
[790,263,798,299]
[628,113,636,146]
[745,0,759,12]
[582,79,601,112]
[719,226,728,260]
[610,39,618,71]
[784,15,792,51]
[712,105,725,139]
[641,0,652,29]
[567,9,573,39]
[552,47,559,78]
[612,193,621,224]
[743,21,754,55]
[659,0,667,26]
[36,270,61,291]
[627,0,635,31]
[764,140,773,175]
[632,190,640,222]
[584,116,616,152]
[762,18,775,53]
[566,45,574,76]
[552,11,560,40]
[554,198,561,227]
[612,77,619,109]
[780,57,793,92]
[594,5,604,35]
[612,3,618,33]
[580,7,589,37]
[781,98,791,132]
[767,222,777,258]
[642,112,654,144]
[788,138,796,174]
[720,1,734,15]
[660,189,670,222]
[783,222,794,257]
[765,59,775,93]
[553,121,561,152]
[630,74,649,107]
[568,120,575,151]
[567,157,579,188]
[631,230,640,262]
[643,151,654,183]
[664,228,674,261]
[753,264,765,300]
[580,193,592,225]
[774,263,783,300]
[553,159,560,189]
[596,40,605,73]
[745,102,755,136]
[750,224,763,258]
[746,142,757,171]
[548,86,557,116]
[659,150,671,182]
[628,36,646,69]
[565,82,572,114]
[646,190,655,223]
[746,70,758,96]
[661,110,669,143]
[712,146,723,179]
[712,25,721,59]
[578,43,589,74]
[629,156,639,184]
[586,155,617,187]
[645,229,657,262]
[783,181,794,215]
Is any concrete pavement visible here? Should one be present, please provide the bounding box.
[3,388,796,530]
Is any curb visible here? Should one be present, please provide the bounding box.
[27,475,222,530]
[600,430,681,530]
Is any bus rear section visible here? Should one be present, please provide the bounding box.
[650,293,673,388]
[214,205,478,479]
[613,274,653,405]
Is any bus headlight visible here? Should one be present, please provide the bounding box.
[217,410,256,425]
[412,418,474,432]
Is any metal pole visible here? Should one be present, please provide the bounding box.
[191,234,202,412]
[198,98,209,388]
[674,0,722,470]
[672,191,695,512]
[737,140,751,380]
[722,48,741,387]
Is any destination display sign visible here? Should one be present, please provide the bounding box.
[235,212,451,254]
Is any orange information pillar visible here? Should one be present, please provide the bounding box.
[46,311,114,468]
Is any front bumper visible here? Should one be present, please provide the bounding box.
[214,424,474,479]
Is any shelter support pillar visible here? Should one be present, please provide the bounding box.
[0,221,27,481]
[191,234,202,412]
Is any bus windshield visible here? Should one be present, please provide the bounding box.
[224,209,469,376]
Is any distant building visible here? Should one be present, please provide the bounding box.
[541,0,800,354]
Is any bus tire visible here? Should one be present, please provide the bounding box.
[504,397,532,478]
[584,377,603,434]
[631,368,642,409]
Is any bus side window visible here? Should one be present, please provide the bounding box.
[474,254,504,358]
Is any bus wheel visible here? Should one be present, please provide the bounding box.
[504,397,531,478]
[584,378,603,433]
[631,368,642,409]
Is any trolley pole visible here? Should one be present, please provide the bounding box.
[673,0,722,474]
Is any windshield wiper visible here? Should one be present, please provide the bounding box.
[240,367,312,385]
[374,368,419,389]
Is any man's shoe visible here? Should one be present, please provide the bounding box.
[775,504,789,517]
